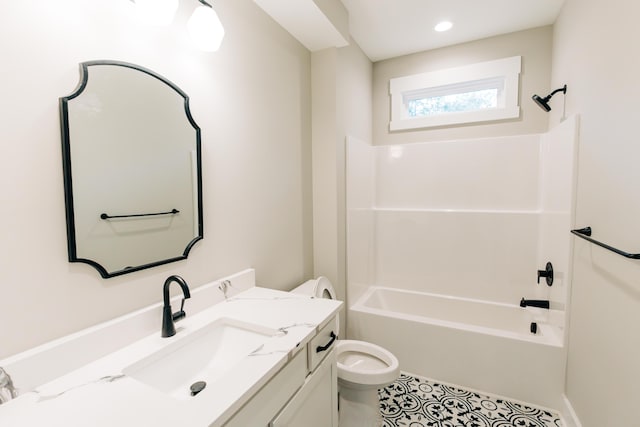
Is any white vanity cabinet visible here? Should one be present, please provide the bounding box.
[223,316,339,427]
[271,349,337,427]
[0,275,344,427]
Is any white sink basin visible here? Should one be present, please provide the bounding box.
[123,317,278,400]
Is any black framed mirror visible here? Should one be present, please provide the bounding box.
[59,60,203,278]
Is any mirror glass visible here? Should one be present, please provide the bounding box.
[60,61,203,278]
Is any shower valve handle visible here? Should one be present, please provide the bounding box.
[537,262,554,286]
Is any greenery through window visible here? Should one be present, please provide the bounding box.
[407,88,498,117]
[389,56,521,130]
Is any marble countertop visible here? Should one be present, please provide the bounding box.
[0,282,341,427]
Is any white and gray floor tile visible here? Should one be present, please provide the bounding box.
[379,373,563,427]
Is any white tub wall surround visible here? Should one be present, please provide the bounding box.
[345,136,377,307]
[348,120,578,306]
[372,133,543,305]
[345,116,579,409]
[537,116,580,316]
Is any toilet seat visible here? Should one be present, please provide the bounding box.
[336,340,400,387]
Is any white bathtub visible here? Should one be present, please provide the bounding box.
[347,286,567,409]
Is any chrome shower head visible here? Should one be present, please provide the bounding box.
[532,85,567,112]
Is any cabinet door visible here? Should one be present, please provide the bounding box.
[223,349,307,427]
[270,350,338,427]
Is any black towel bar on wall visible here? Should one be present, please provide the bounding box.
[100,209,180,220]
[570,227,640,259]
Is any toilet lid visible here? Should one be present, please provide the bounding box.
[314,276,336,300]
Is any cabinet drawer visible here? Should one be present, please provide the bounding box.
[223,349,307,427]
[308,316,338,372]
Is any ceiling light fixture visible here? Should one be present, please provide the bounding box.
[131,0,225,52]
[187,0,225,52]
[434,21,453,32]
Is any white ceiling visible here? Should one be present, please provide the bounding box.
[341,0,565,62]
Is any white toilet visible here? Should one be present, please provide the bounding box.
[292,277,400,427]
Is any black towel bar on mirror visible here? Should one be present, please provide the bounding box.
[100,209,180,220]
[570,227,640,259]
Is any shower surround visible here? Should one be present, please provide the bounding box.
[346,116,578,410]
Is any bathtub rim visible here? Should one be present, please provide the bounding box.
[350,286,564,348]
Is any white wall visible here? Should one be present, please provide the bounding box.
[311,39,373,337]
[0,0,313,359]
[551,0,640,425]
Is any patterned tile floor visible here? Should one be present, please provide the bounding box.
[379,373,563,427]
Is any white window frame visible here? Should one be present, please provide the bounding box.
[389,56,521,131]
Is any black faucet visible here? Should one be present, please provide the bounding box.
[161,275,191,338]
[520,298,550,309]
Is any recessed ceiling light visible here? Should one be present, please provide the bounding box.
[434,21,453,32]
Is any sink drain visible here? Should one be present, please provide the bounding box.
[190,381,206,396]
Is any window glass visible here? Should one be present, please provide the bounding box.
[407,88,498,117]
[389,56,521,130]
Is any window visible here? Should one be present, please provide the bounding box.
[405,78,502,117]
[389,57,521,130]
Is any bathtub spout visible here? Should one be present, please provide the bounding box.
[520,298,550,309]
